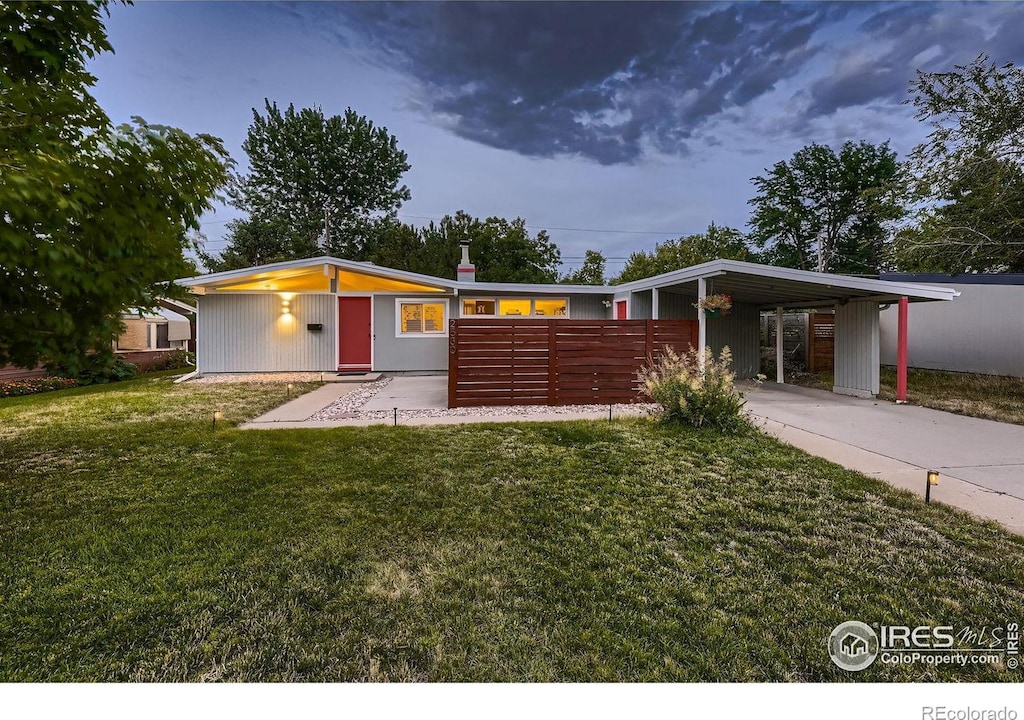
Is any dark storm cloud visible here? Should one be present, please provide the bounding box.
[284,1,1024,164]
[323,2,843,164]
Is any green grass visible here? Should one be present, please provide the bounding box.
[1,377,1023,681]
[791,367,1024,426]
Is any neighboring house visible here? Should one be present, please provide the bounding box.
[879,273,1024,378]
[115,308,193,352]
[176,246,955,398]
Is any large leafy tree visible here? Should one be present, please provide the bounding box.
[561,250,607,285]
[206,101,411,270]
[894,55,1024,272]
[748,141,904,274]
[613,223,751,284]
[1,2,231,374]
[415,212,561,283]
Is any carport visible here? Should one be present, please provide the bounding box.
[612,260,958,399]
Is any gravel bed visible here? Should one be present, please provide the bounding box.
[307,377,394,420]
[310,374,658,420]
[191,372,332,384]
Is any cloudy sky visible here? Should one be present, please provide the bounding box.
[88,1,1024,275]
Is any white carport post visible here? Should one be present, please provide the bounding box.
[697,277,707,373]
[775,306,784,384]
[651,288,659,320]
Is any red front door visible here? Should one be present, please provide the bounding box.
[338,297,372,371]
[615,300,627,320]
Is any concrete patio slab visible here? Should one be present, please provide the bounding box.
[745,383,1024,534]
[361,375,448,411]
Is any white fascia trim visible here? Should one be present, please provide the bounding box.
[716,260,957,301]
[613,259,957,301]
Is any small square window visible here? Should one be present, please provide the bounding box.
[399,301,447,335]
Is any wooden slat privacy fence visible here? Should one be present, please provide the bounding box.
[448,319,698,408]
[807,312,835,373]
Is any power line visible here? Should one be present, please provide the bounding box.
[200,211,694,237]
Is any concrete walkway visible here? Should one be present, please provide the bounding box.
[744,383,1024,534]
[245,384,365,423]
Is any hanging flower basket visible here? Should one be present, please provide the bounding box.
[695,293,732,317]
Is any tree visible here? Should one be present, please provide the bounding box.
[561,250,606,285]
[198,217,298,273]
[210,101,412,270]
[895,55,1024,272]
[1,2,232,375]
[893,154,1024,272]
[416,212,561,283]
[362,216,427,272]
[747,141,904,274]
[612,223,751,284]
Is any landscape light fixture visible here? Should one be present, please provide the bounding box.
[287,383,294,396]
[926,470,939,503]
[212,410,224,429]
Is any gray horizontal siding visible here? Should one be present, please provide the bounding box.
[198,293,336,373]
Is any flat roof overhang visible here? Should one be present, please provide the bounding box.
[614,259,958,309]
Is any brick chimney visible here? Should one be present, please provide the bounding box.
[457,240,476,282]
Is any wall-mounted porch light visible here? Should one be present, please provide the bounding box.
[280,292,296,316]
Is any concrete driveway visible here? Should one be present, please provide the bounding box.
[744,383,1024,533]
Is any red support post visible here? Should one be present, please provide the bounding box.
[896,296,908,404]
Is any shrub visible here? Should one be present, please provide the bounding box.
[0,377,79,398]
[71,355,139,385]
[639,345,748,432]
[146,348,195,372]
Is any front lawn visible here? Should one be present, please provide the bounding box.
[1,377,1022,681]
[791,366,1024,426]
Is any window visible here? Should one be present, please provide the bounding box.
[397,300,447,336]
[534,299,568,317]
[499,298,531,316]
[461,298,569,318]
[462,299,496,316]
